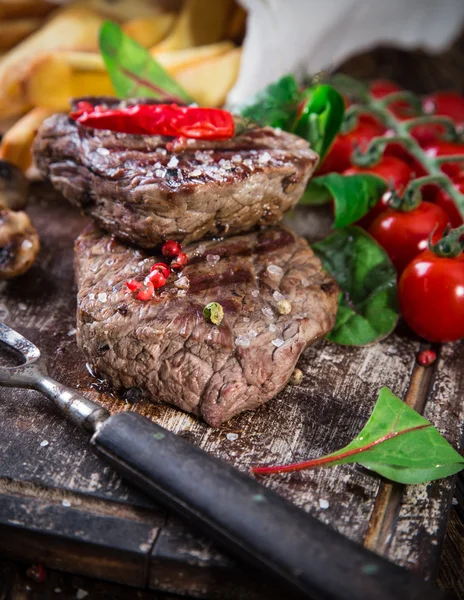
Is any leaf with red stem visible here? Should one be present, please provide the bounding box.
[252,387,464,484]
[99,21,192,104]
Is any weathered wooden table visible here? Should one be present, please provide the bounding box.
[0,183,462,599]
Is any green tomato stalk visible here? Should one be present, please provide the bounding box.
[333,74,464,220]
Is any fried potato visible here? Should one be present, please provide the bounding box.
[68,0,168,21]
[0,0,55,20]
[154,0,233,52]
[123,13,176,48]
[0,107,55,171]
[225,4,247,40]
[0,7,104,118]
[153,41,234,72]
[0,18,43,51]
[174,47,242,107]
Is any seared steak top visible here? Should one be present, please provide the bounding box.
[75,224,338,426]
[34,97,319,248]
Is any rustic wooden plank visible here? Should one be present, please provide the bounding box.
[149,517,281,600]
[0,478,165,586]
[385,342,464,578]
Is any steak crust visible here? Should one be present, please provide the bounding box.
[34,97,319,248]
[75,225,338,426]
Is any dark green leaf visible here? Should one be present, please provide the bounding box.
[237,74,300,129]
[253,387,464,485]
[292,84,344,160]
[300,173,387,228]
[99,21,192,103]
[313,226,398,345]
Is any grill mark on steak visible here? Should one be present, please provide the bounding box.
[35,97,319,248]
[75,224,338,426]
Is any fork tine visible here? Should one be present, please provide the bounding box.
[0,322,41,363]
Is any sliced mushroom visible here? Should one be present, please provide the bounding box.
[0,160,29,211]
[0,209,39,279]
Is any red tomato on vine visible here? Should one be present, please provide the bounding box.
[423,91,464,125]
[399,237,464,343]
[344,156,414,228]
[367,202,450,274]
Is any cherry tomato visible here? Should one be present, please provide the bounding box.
[344,156,414,228]
[369,79,415,119]
[399,249,464,342]
[318,115,385,174]
[430,178,464,228]
[367,202,450,274]
[423,91,464,125]
[423,141,464,179]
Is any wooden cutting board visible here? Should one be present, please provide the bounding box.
[0,184,462,599]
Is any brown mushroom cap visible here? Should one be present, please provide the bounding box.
[0,160,29,211]
[0,209,39,279]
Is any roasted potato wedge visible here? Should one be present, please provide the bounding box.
[154,0,233,52]
[123,13,176,48]
[68,0,171,21]
[0,7,104,118]
[0,107,55,171]
[174,47,242,107]
[153,41,234,72]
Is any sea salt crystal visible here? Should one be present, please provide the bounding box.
[259,151,272,164]
[67,328,77,336]
[97,292,107,303]
[226,433,239,441]
[242,317,250,323]
[21,239,33,250]
[267,264,283,277]
[251,290,259,298]
[206,254,220,266]
[76,590,88,600]
[194,244,206,256]
[155,168,166,178]
[269,323,276,332]
[190,169,202,177]
[62,499,71,508]
[154,161,161,168]
[97,147,109,156]
[88,293,95,300]
[271,338,285,348]
[158,148,167,156]
[261,307,274,319]
[231,154,242,164]
[219,158,233,170]
[167,156,179,168]
[248,330,258,339]
[273,290,285,302]
[319,498,329,510]
[177,289,187,297]
[40,440,49,447]
[105,259,114,266]
[174,276,189,289]
[243,159,253,168]
[235,335,250,348]
[18,303,27,311]
[274,127,282,134]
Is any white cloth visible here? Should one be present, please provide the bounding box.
[228,0,464,104]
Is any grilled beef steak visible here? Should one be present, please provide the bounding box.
[34,98,319,248]
[75,225,338,426]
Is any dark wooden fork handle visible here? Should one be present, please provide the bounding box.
[92,411,449,600]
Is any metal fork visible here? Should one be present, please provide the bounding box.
[0,322,451,600]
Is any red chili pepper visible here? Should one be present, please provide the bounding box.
[162,240,181,257]
[171,252,188,269]
[150,262,170,278]
[417,349,437,367]
[70,103,235,140]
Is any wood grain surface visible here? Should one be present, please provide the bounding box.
[0,184,462,599]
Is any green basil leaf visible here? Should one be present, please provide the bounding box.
[99,21,192,103]
[253,387,464,485]
[313,226,398,346]
[292,84,344,160]
[301,173,387,228]
[237,74,300,129]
